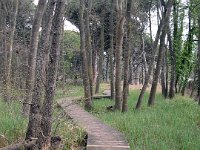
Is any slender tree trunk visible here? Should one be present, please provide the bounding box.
[122,0,132,112]
[190,71,196,98]
[129,58,133,84]
[95,14,104,94]
[115,0,125,111]
[167,24,176,99]
[80,0,93,110]
[141,34,148,79]
[161,49,166,97]
[198,15,200,104]
[105,55,109,82]
[92,30,98,85]
[165,49,169,97]
[3,0,18,102]
[135,3,168,109]
[148,0,153,44]
[148,32,167,106]
[22,0,47,115]
[25,0,57,141]
[39,1,65,148]
[109,0,115,100]
[85,0,93,98]
[148,0,173,106]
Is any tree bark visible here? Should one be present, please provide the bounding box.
[39,0,65,148]
[109,0,115,100]
[25,0,57,141]
[161,48,168,98]
[122,0,132,112]
[148,0,173,106]
[165,49,169,97]
[167,24,176,99]
[95,13,104,94]
[3,0,19,102]
[22,0,47,115]
[85,0,93,98]
[115,0,125,111]
[198,14,200,104]
[80,0,93,110]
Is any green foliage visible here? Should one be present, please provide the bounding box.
[63,31,80,52]
[91,91,200,149]
[61,31,80,78]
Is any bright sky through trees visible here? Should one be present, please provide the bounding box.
[34,0,79,32]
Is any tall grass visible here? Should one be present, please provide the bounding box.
[0,100,27,144]
[52,107,86,149]
[92,91,200,150]
[0,84,86,149]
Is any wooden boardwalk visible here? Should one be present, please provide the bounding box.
[58,97,130,150]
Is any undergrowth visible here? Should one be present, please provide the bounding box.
[0,84,87,149]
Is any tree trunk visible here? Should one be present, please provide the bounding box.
[22,0,47,115]
[109,0,115,100]
[190,71,197,98]
[95,14,104,94]
[92,30,98,85]
[167,24,176,99]
[3,0,19,102]
[85,0,93,98]
[39,0,65,148]
[122,0,132,113]
[80,0,93,110]
[198,15,200,104]
[148,0,173,106]
[161,50,166,97]
[135,2,169,109]
[165,49,169,97]
[115,0,125,111]
[25,0,57,141]
[148,31,167,106]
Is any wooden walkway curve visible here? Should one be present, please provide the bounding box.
[57,97,130,150]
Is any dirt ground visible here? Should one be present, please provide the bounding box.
[102,83,162,93]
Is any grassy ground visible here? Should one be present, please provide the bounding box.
[91,90,200,150]
[5,83,200,149]
[0,100,27,145]
[0,84,86,149]
[55,84,84,99]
